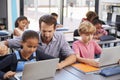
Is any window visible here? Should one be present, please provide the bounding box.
[24,0,95,31]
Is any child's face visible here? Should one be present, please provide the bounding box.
[22,38,39,56]
[18,19,28,28]
[95,23,102,30]
[81,33,93,43]
[0,25,5,30]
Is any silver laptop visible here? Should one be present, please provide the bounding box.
[95,46,120,67]
[15,58,59,80]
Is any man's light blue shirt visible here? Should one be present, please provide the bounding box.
[8,32,74,57]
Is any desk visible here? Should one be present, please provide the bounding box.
[56,28,74,42]
[42,69,81,80]
[74,37,120,47]
[102,25,116,30]
[56,28,69,31]
[14,65,119,80]
[64,66,120,80]
[54,69,81,80]
[97,38,120,45]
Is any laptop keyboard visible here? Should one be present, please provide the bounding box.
[99,65,120,76]
[14,72,22,80]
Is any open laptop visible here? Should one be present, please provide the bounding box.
[95,46,120,67]
[15,58,59,80]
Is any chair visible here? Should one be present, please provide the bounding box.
[107,13,112,23]
[115,15,120,31]
[73,29,79,37]
[0,31,9,41]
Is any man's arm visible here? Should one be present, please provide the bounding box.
[56,33,76,69]
[57,54,76,69]
[4,40,9,47]
[0,38,21,55]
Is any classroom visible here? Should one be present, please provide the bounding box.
[0,0,120,80]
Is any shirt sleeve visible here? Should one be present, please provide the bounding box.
[0,54,14,70]
[0,54,15,79]
[7,37,22,48]
[93,41,102,54]
[72,41,80,54]
[36,49,54,60]
[59,33,74,57]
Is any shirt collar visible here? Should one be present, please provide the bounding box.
[39,33,57,45]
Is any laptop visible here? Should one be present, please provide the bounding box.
[15,58,59,80]
[95,46,120,67]
[99,35,116,41]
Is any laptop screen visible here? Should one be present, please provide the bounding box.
[15,58,59,80]
[98,46,120,67]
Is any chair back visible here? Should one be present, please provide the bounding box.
[73,29,79,37]
[115,15,120,31]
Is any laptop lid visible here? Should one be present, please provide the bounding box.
[22,58,59,80]
[99,46,120,67]
[99,35,116,41]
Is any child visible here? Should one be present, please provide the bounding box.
[0,23,5,30]
[72,21,102,67]
[82,11,97,23]
[13,16,29,38]
[51,13,63,28]
[92,18,108,40]
[0,30,54,80]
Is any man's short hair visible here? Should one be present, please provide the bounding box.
[39,15,57,29]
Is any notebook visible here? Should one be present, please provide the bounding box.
[96,46,120,67]
[15,58,59,80]
[72,63,100,73]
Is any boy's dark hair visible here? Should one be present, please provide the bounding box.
[15,16,28,28]
[92,16,105,25]
[51,13,58,17]
[22,30,39,42]
[39,15,57,29]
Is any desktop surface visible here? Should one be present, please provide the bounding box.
[64,65,120,80]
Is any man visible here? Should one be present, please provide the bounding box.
[1,15,76,69]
